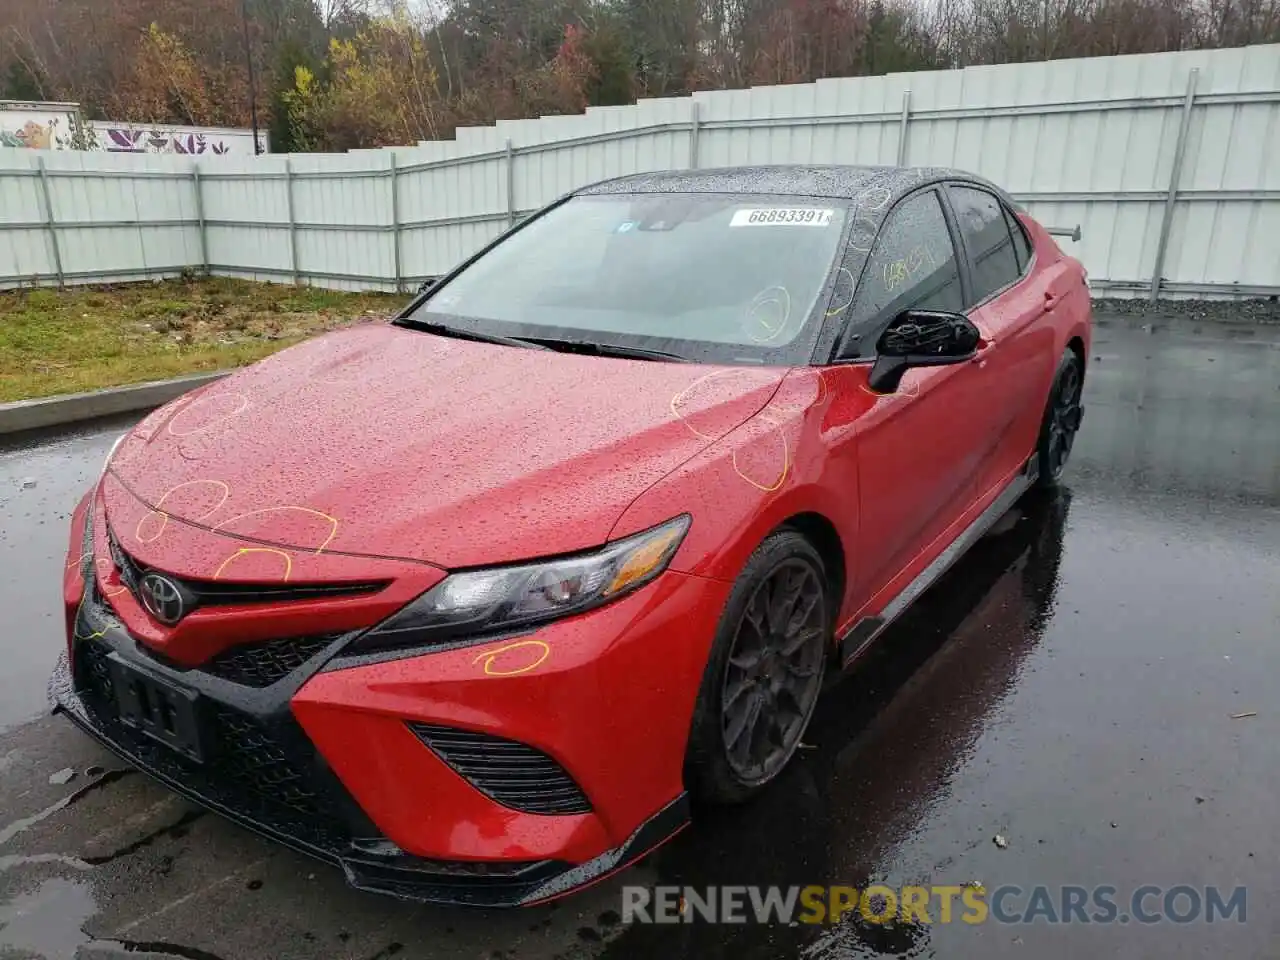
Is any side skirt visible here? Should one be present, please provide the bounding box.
[838,460,1037,668]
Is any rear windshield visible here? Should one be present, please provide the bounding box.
[407,193,849,364]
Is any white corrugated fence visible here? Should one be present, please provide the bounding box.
[1,43,1277,299]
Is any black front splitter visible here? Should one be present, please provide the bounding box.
[49,651,691,907]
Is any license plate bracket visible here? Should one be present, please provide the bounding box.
[107,653,205,763]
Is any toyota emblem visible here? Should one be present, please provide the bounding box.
[138,573,186,625]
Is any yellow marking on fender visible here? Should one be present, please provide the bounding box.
[72,596,107,642]
[213,548,294,582]
[212,506,339,554]
[135,480,231,544]
[858,377,921,400]
[815,370,830,405]
[732,415,790,493]
[166,393,250,438]
[472,639,552,677]
[94,558,127,598]
[135,512,168,544]
[671,369,754,441]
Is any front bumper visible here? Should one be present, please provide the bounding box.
[50,649,688,905]
[52,537,728,905]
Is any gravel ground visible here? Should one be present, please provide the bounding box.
[1093,296,1280,324]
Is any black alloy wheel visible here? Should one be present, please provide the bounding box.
[685,529,833,805]
[719,558,827,784]
[1036,350,1085,487]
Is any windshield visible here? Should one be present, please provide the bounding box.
[404,193,849,364]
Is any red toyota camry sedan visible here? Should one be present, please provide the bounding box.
[52,165,1090,906]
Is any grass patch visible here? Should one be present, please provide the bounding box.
[0,278,408,403]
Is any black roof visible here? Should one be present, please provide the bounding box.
[575,164,971,202]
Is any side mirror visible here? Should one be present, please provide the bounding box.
[867,310,981,394]
[416,278,436,294]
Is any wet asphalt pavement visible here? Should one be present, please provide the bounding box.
[1,308,1278,959]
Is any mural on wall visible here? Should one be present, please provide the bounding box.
[0,120,53,149]
[98,127,266,155]
[1,103,266,155]
[0,109,84,150]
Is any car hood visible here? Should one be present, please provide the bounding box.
[104,323,787,572]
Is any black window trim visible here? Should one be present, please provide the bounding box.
[940,180,1036,312]
[1003,204,1034,273]
[824,181,971,365]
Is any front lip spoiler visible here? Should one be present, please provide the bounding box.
[48,652,690,907]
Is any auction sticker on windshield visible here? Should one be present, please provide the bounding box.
[730,208,835,227]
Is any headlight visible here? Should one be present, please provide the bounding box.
[354,515,691,652]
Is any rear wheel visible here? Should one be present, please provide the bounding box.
[1034,349,1084,488]
[685,530,830,804]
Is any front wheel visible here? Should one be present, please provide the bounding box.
[1034,349,1084,488]
[684,530,830,805]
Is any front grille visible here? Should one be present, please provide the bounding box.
[203,635,342,688]
[409,723,592,816]
[107,528,386,610]
[73,638,353,842]
[184,580,389,605]
[86,583,338,689]
[78,635,116,706]
[209,705,338,819]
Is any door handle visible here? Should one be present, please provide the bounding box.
[1042,290,1062,312]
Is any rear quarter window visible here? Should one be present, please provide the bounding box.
[1004,207,1033,271]
[950,186,1022,305]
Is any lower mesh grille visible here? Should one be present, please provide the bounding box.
[79,636,117,705]
[207,705,334,817]
[203,635,341,688]
[74,638,353,838]
[409,723,592,816]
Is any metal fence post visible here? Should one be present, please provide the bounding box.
[505,138,516,228]
[389,153,402,292]
[1149,68,1199,302]
[35,156,64,288]
[285,158,300,285]
[896,90,912,166]
[689,100,701,169]
[192,163,209,277]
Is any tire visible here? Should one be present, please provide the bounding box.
[684,530,831,805]
[1033,348,1085,489]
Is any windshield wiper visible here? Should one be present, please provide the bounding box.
[522,338,691,363]
[396,317,548,351]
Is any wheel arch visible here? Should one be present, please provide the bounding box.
[779,511,847,630]
[1066,334,1086,373]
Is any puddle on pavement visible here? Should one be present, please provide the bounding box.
[0,747,23,777]
[0,876,98,959]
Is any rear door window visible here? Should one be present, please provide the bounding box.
[949,186,1022,305]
